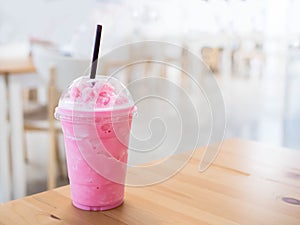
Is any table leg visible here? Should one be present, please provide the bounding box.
[0,76,11,202]
[9,75,26,199]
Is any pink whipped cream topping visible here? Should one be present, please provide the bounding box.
[69,81,129,108]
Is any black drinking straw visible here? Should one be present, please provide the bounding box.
[90,24,102,79]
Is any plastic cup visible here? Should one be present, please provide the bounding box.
[55,75,135,211]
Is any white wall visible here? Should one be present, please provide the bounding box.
[0,0,298,56]
[0,0,95,44]
[0,0,267,44]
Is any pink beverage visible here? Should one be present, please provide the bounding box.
[55,76,135,211]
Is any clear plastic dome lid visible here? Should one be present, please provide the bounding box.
[57,75,134,112]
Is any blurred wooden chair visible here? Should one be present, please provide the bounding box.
[231,41,265,78]
[25,46,90,189]
[201,47,223,74]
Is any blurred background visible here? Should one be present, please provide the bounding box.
[0,0,300,201]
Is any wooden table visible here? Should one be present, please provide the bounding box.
[0,57,35,202]
[0,139,299,225]
[0,58,35,75]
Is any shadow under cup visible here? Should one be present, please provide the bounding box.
[55,107,135,211]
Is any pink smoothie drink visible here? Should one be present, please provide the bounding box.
[55,76,135,211]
